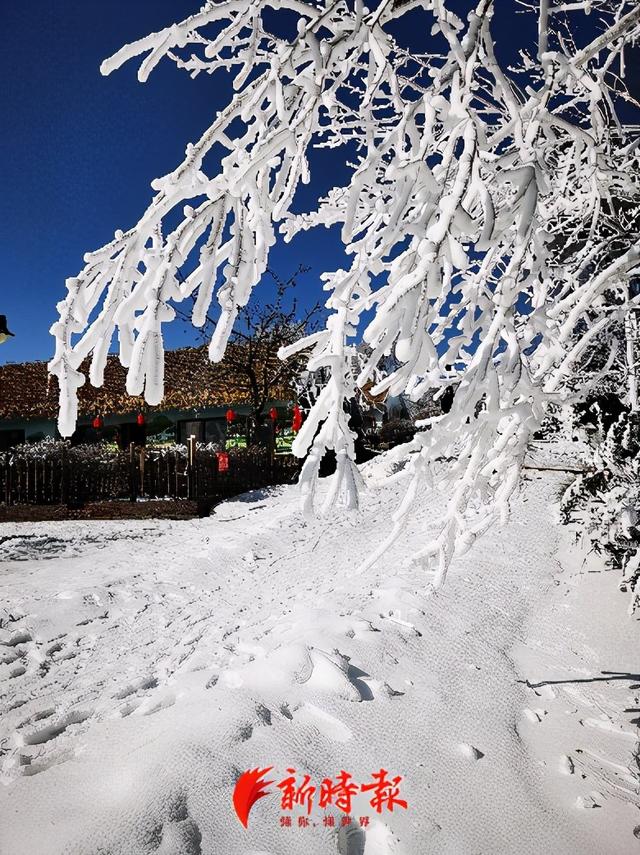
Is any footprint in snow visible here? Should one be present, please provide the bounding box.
[337,822,366,855]
[113,675,158,700]
[352,820,405,854]
[3,630,32,647]
[255,703,272,725]
[9,663,26,678]
[0,648,20,666]
[16,708,55,730]
[235,723,253,742]
[160,816,202,854]
[231,704,274,743]
[45,640,64,657]
[21,709,93,745]
[118,698,142,718]
[135,692,176,717]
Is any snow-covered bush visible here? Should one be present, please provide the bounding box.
[2,438,121,464]
[560,409,640,615]
[49,0,640,584]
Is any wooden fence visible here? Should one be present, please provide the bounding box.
[1,442,301,508]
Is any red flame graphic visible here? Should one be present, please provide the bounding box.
[233,766,274,828]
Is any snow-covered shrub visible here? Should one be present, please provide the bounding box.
[49,0,640,583]
[2,438,121,464]
[560,410,640,616]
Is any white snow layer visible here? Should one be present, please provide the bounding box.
[0,467,638,854]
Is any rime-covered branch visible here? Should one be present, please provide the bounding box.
[50,0,640,585]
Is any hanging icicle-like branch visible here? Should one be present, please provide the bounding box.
[50,0,640,585]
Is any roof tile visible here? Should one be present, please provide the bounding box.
[0,345,291,421]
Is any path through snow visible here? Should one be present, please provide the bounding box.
[0,468,638,854]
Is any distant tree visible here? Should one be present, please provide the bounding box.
[177,266,322,426]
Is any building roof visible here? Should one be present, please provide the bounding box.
[0,346,292,422]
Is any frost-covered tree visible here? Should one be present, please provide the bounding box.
[561,408,640,616]
[176,266,322,425]
[50,0,640,585]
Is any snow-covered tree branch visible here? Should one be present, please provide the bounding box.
[50,0,640,585]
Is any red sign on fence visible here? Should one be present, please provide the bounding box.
[216,451,229,472]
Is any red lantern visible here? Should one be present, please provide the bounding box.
[136,412,145,426]
[269,407,278,422]
[92,415,103,430]
[226,408,236,424]
[292,404,303,433]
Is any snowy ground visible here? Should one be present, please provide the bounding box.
[0,456,638,854]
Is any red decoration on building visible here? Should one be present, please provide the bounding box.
[292,404,303,433]
[269,407,278,421]
[136,412,145,426]
[226,408,236,424]
[92,415,103,429]
[216,451,229,472]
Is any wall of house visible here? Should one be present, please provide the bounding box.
[0,401,290,450]
[0,417,57,447]
[66,407,242,448]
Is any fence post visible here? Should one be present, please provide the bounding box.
[129,442,137,503]
[270,430,275,484]
[61,445,69,506]
[187,435,196,500]
[139,447,146,498]
[4,456,11,507]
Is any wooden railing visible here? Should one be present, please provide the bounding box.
[1,442,301,508]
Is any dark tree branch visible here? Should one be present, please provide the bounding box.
[175,266,322,422]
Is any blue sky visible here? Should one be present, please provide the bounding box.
[1,2,638,366]
[0,0,344,365]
